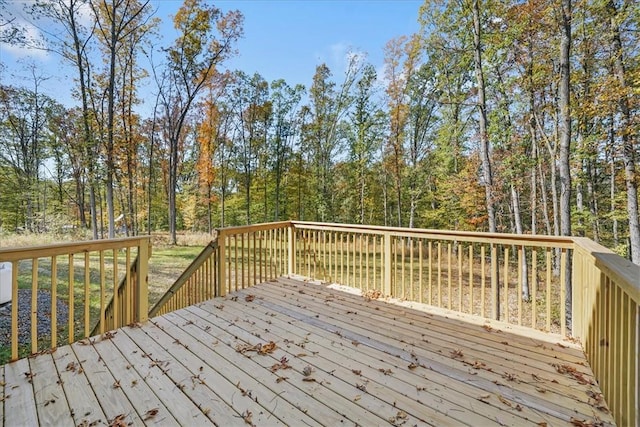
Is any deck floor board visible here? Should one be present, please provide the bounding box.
[1,277,615,426]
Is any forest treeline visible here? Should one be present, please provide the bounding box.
[0,0,638,265]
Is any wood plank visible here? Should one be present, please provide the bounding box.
[201,294,526,426]
[121,323,278,425]
[243,282,613,425]
[104,330,214,425]
[29,352,74,426]
[151,313,323,427]
[3,357,39,426]
[282,276,588,364]
[182,303,435,427]
[51,347,107,426]
[87,335,178,426]
[258,281,602,414]
[267,279,595,392]
[70,339,143,426]
[211,292,546,426]
[165,308,386,426]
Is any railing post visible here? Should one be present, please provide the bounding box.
[136,239,149,323]
[384,233,392,296]
[491,244,499,320]
[288,224,296,277]
[218,232,227,297]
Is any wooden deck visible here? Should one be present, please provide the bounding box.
[1,277,614,426]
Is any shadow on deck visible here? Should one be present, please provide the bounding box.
[1,277,614,426]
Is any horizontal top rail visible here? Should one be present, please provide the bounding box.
[573,237,640,302]
[291,221,576,249]
[217,221,292,237]
[0,236,151,261]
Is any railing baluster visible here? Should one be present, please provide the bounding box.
[31,258,38,353]
[518,246,523,326]
[448,242,452,310]
[438,242,442,308]
[546,247,552,331]
[532,248,537,329]
[68,254,74,343]
[84,252,90,337]
[51,256,57,348]
[480,246,485,318]
[468,245,473,315]
[503,247,509,323]
[11,261,18,360]
[458,245,463,312]
[99,251,105,335]
[418,239,423,304]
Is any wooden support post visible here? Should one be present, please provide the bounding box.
[288,225,295,277]
[136,239,149,323]
[491,244,499,320]
[384,233,392,297]
[218,232,227,297]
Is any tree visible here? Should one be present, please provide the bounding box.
[157,0,242,244]
[91,0,153,237]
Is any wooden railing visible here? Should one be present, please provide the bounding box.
[91,245,152,336]
[38,221,631,426]
[572,237,639,427]
[148,221,291,315]
[148,240,219,317]
[0,237,150,361]
[291,222,574,333]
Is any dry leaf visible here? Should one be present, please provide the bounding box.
[245,295,255,302]
[379,368,393,375]
[276,376,288,383]
[353,394,361,401]
[352,369,362,376]
[112,380,121,389]
[143,408,159,421]
[498,395,512,407]
[408,362,418,370]
[108,414,127,427]
[450,349,464,359]
[302,365,313,377]
[537,423,548,427]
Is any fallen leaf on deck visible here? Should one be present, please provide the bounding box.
[241,410,254,426]
[379,368,393,375]
[302,377,317,382]
[450,349,464,359]
[498,395,512,407]
[535,387,547,393]
[108,414,127,427]
[245,295,255,302]
[143,408,159,421]
[112,380,121,389]
[276,376,288,383]
[66,361,77,372]
[302,365,313,377]
[352,369,362,376]
[353,394,361,401]
[471,360,486,369]
[537,423,548,427]
[482,324,494,332]
[569,418,604,427]
[502,372,518,382]
[552,363,593,385]
[363,290,382,301]
[408,362,418,370]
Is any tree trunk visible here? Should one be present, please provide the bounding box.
[472,0,496,233]
[607,0,640,264]
[558,0,573,321]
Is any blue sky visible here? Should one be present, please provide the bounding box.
[1,0,423,107]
